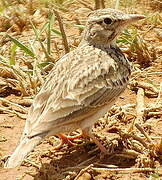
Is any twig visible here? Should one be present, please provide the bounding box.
[43,63,54,73]
[24,159,40,169]
[130,139,145,153]
[76,156,96,167]
[53,39,60,59]
[136,88,145,123]
[130,81,159,96]
[127,117,136,133]
[25,171,36,178]
[62,155,96,173]
[63,166,86,172]
[107,149,140,160]
[74,164,93,180]
[123,133,148,149]
[0,97,27,113]
[0,107,26,119]
[9,98,33,107]
[131,71,162,80]
[144,105,162,114]
[135,123,152,143]
[94,163,118,168]
[1,77,18,87]
[151,136,162,139]
[145,72,162,76]
[92,167,160,173]
[53,9,70,54]
[110,104,136,112]
[147,111,162,117]
[120,149,140,158]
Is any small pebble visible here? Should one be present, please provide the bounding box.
[77,172,92,180]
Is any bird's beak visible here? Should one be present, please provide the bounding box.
[128,14,145,22]
[124,14,145,24]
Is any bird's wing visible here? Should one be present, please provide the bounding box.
[24,45,130,138]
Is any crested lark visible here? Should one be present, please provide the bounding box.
[4,8,145,168]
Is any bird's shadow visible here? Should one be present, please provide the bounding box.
[33,140,136,180]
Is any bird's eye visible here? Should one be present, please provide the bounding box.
[103,18,112,25]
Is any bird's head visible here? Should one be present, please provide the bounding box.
[83,8,145,47]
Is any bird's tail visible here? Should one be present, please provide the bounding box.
[4,136,42,168]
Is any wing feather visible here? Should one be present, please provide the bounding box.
[25,45,130,137]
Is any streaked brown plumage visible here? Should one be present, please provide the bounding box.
[4,8,145,168]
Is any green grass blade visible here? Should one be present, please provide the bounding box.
[7,35,35,57]
[75,24,85,30]
[30,20,39,40]
[9,43,17,65]
[31,20,49,40]
[39,23,49,37]
[51,29,62,37]
[38,61,53,68]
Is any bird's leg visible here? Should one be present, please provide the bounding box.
[64,132,83,140]
[53,129,107,153]
[82,127,107,154]
[53,133,80,150]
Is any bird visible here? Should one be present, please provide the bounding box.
[4,8,145,168]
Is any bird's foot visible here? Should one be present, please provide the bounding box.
[82,128,107,154]
[53,133,82,150]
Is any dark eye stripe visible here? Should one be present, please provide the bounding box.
[96,21,103,25]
